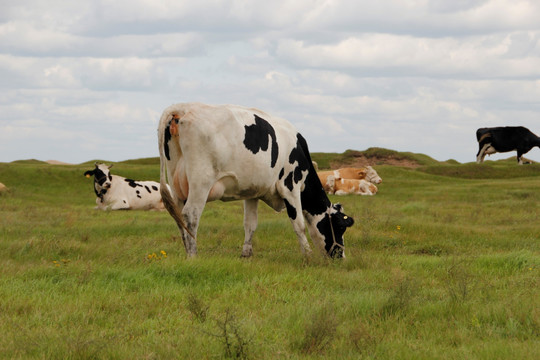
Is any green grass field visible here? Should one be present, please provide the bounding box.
[0,155,538,359]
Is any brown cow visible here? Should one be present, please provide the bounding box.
[326,176,378,196]
[317,166,382,194]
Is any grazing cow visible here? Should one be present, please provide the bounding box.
[327,176,378,196]
[476,126,540,164]
[84,163,166,210]
[318,166,382,194]
[158,102,354,258]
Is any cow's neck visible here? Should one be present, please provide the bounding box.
[301,170,332,216]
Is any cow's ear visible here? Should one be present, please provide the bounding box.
[84,170,94,178]
[108,164,113,169]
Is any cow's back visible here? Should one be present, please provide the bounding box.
[336,168,367,180]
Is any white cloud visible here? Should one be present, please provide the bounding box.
[2,0,540,163]
[276,32,540,79]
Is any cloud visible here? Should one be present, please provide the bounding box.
[276,32,540,79]
[2,0,540,164]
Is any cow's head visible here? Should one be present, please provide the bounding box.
[84,163,113,197]
[365,166,382,184]
[318,203,354,258]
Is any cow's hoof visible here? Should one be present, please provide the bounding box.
[241,249,253,258]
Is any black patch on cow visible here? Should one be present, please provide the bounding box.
[291,133,330,216]
[317,214,334,254]
[284,172,294,191]
[152,185,158,191]
[279,168,285,180]
[243,115,279,168]
[145,185,151,193]
[283,198,297,220]
[136,190,142,199]
[164,122,173,161]
[124,179,142,188]
[93,168,108,186]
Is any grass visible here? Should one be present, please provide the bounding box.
[0,156,539,359]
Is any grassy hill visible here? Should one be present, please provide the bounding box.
[1,151,538,359]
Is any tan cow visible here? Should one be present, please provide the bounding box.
[317,166,382,194]
[326,176,378,196]
[338,166,382,184]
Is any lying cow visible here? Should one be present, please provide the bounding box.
[327,176,378,196]
[158,102,354,258]
[318,166,382,194]
[84,163,166,210]
[476,126,540,164]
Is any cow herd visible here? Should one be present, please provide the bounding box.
[81,102,539,259]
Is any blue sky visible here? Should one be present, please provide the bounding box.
[2,0,540,163]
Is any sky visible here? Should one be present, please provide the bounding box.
[2,0,540,164]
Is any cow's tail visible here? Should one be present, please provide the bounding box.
[158,108,193,241]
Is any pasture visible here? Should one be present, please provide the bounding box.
[0,155,538,359]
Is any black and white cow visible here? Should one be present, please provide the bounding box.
[158,103,354,258]
[84,163,166,210]
[476,126,540,164]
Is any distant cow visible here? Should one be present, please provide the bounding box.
[318,166,382,194]
[84,163,166,210]
[327,177,378,196]
[476,126,540,164]
[158,102,354,258]
[340,166,382,184]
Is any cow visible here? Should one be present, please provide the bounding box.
[157,102,354,258]
[84,163,166,210]
[476,126,540,164]
[318,166,382,194]
[326,176,378,196]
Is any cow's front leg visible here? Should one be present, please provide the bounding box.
[517,151,524,164]
[242,199,258,257]
[283,198,312,256]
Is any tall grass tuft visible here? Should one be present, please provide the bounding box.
[186,292,209,323]
[297,304,339,355]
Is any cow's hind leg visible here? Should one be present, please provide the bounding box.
[477,143,491,163]
[242,199,258,257]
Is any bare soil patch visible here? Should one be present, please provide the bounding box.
[331,154,421,169]
[46,160,73,165]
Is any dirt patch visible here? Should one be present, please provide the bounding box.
[330,155,421,169]
[46,160,73,165]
